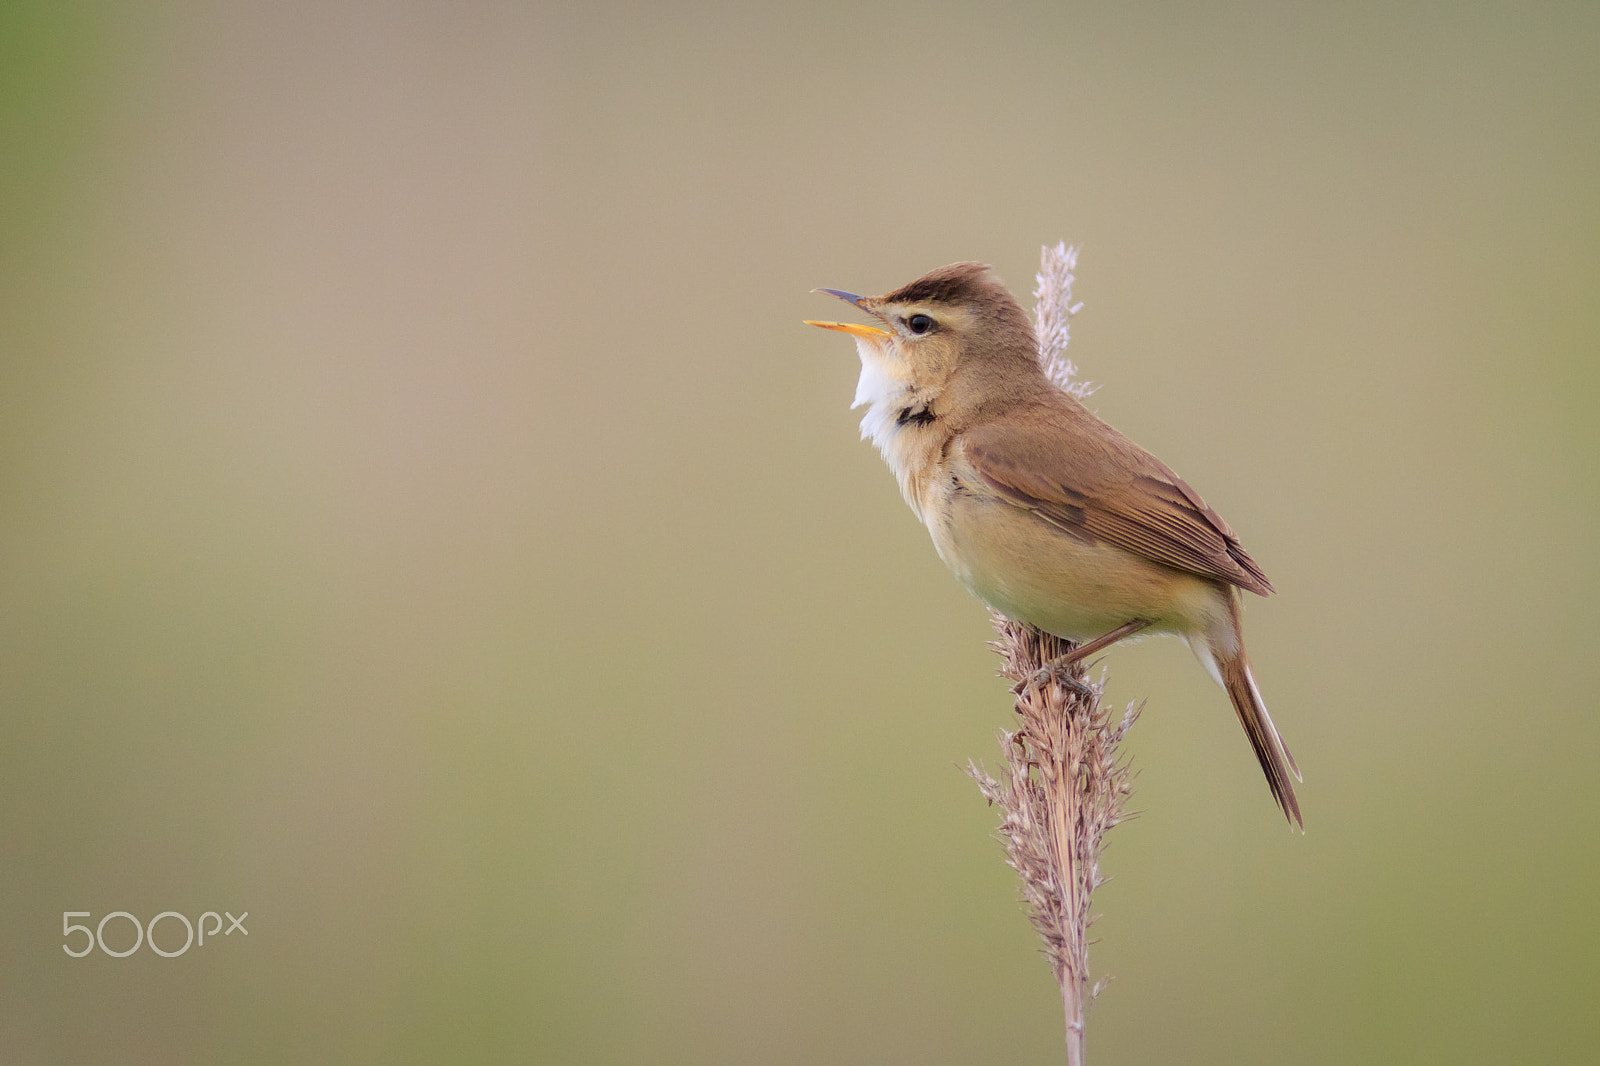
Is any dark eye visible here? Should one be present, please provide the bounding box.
[907,313,935,335]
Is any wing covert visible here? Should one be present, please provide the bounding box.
[962,414,1273,595]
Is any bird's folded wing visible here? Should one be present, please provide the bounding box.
[962,415,1274,596]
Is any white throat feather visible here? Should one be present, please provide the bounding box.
[849,338,935,520]
[850,340,914,457]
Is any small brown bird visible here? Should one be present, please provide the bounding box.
[806,262,1301,826]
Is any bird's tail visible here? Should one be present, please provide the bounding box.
[1216,648,1302,828]
[1192,610,1302,829]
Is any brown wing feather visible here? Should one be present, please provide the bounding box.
[962,405,1274,596]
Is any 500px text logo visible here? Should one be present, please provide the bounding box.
[62,910,249,958]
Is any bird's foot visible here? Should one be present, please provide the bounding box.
[1013,656,1095,700]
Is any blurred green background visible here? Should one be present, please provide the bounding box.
[3,1,1597,1062]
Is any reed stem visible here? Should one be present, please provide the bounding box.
[965,245,1137,1063]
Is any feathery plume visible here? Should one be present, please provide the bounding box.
[967,244,1136,1066]
[1031,241,1096,400]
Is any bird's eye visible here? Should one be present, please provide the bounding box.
[906,313,935,335]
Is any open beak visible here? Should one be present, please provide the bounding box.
[804,319,891,340]
[816,287,868,308]
[805,287,890,339]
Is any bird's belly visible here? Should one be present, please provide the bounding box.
[930,494,1218,642]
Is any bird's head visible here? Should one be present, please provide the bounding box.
[805,262,1042,415]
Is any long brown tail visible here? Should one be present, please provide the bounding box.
[1217,649,1302,828]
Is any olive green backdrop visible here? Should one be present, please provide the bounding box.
[3,2,1596,1062]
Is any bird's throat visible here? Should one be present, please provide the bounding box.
[852,347,943,523]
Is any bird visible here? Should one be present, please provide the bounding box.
[805,261,1302,827]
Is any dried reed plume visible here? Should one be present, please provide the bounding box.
[1030,241,1096,402]
[967,243,1140,1066]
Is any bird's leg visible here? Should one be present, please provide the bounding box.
[1056,618,1152,666]
[1013,619,1152,698]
